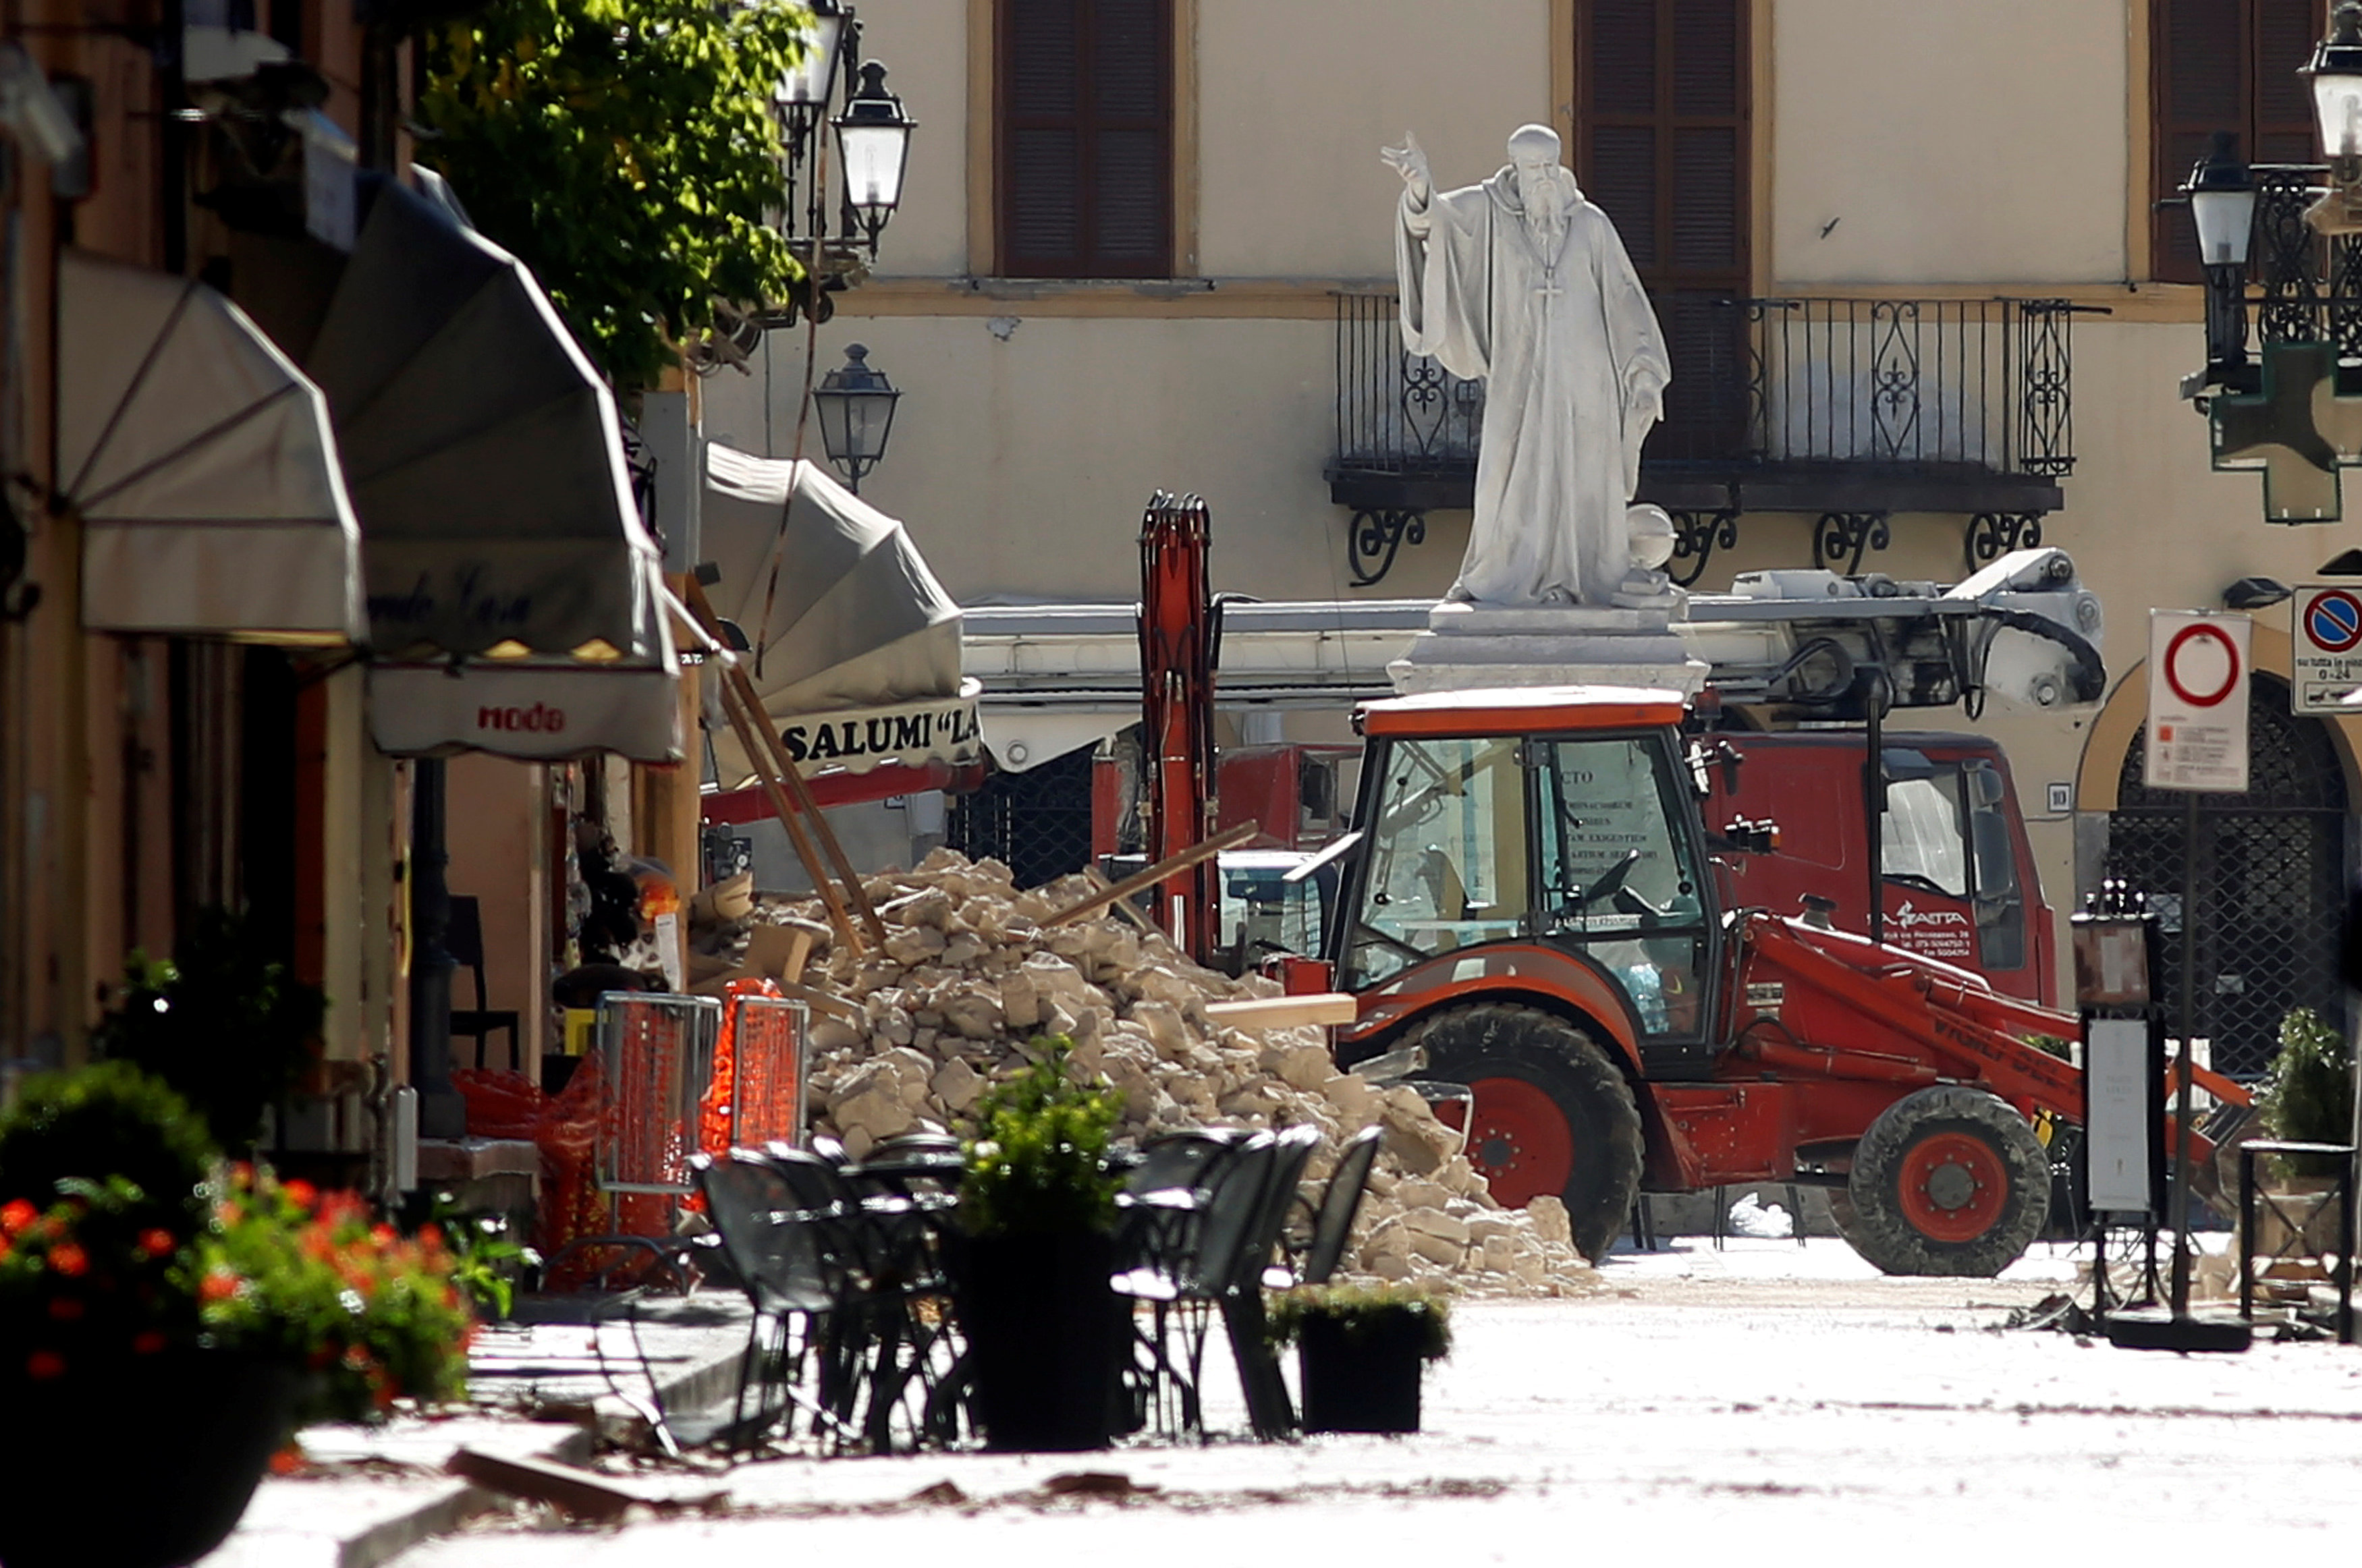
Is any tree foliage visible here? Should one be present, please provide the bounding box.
[416,0,808,390]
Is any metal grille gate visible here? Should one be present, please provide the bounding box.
[946,746,1096,889]
[2106,676,2349,1078]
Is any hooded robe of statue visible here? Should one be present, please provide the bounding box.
[1396,158,1671,607]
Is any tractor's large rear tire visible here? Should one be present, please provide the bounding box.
[1841,1085,2052,1277]
[1410,1003,1643,1264]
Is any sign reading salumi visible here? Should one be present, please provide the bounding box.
[778,694,982,773]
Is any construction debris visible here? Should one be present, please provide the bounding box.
[739,848,1595,1297]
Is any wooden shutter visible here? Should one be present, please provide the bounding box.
[999,0,1172,278]
[2152,0,2324,283]
[1578,0,1748,459]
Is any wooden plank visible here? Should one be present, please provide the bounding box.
[725,660,889,949]
[773,980,864,1022]
[1042,820,1260,928]
[447,1449,636,1522]
[714,678,861,953]
[1201,992,1358,1029]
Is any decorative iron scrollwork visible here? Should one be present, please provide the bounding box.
[1813,511,1890,575]
[1348,508,1428,587]
[1965,511,2043,569]
[1668,509,1740,588]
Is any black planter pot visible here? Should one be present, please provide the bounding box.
[952,1229,1124,1453]
[1298,1312,1427,1434]
[0,1349,300,1568]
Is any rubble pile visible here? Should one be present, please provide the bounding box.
[748,848,1595,1296]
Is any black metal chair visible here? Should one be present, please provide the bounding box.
[446,895,523,1071]
[687,1150,847,1450]
[1220,1123,1319,1439]
[759,1142,964,1451]
[1296,1124,1385,1287]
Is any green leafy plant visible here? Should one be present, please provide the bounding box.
[2259,1007,2354,1180]
[959,1036,1124,1239]
[93,907,327,1153]
[411,1192,534,1321]
[0,1060,214,1233]
[1267,1281,1453,1362]
[196,1165,474,1422]
[0,1063,472,1421]
[2027,1034,2075,1063]
[414,0,813,390]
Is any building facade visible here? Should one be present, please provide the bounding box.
[703,0,2362,1074]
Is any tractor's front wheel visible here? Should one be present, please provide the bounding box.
[1410,1003,1643,1263]
[1840,1085,2052,1277]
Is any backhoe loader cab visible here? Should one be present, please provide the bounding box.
[1325,685,2091,1279]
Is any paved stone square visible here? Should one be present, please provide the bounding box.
[394,1238,2362,1562]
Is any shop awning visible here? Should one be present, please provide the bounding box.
[298,180,679,760]
[61,250,365,644]
[698,445,977,784]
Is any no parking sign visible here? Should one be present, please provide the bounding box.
[2292,584,2362,712]
[2145,611,2250,793]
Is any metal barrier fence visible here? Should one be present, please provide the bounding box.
[596,992,721,1196]
[723,992,809,1148]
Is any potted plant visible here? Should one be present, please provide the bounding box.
[1269,1282,1451,1434]
[953,1034,1126,1451]
[2250,1007,2355,1257]
[0,1063,473,1568]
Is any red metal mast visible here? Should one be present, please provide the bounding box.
[1137,492,1219,961]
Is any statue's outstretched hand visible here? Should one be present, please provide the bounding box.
[1381,133,1432,203]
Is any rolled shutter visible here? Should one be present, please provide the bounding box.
[999,0,1170,278]
[2151,0,2323,283]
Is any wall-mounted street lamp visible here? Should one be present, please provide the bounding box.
[2182,132,2258,393]
[812,343,901,493]
[835,61,916,257]
[2307,1,2362,235]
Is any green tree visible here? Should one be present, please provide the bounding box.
[416,0,809,390]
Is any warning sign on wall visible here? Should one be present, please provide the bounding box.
[2145,611,2251,793]
[2291,584,2362,714]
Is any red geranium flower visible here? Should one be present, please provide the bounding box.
[47,1297,84,1322]
[1,1198,36,1236]
[48,1242,88,1278]
[131,1331,167,1355]
[281,1179,319,1211]
[198,1270,240,1303]
[24,1351,64,1380]
[137,1228,176,1259]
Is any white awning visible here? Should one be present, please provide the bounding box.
[61,250,365,644]
[773,680,985,775]
[366,562,682,762]
[697,445,970,786]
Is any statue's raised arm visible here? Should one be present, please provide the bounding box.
[1380,133,1432,206]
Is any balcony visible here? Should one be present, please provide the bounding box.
[1329,289,2087,586]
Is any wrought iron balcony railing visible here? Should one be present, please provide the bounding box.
[2242,165,2362,354]
[1329,288,2084,584]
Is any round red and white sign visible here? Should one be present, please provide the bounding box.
[2163,622,2242,708]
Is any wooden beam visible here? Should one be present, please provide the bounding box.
[715,677,861,953]
[1202,992,1358,1029]
[1042,820,1259,928]
[723,659,887,949]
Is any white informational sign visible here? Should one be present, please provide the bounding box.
[2292,583,2362,713]
[2145,611,2251,792]
[2085,1017,2154,1214]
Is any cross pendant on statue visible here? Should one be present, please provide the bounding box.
[1535,269,1562,299]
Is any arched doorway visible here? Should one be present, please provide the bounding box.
[2106,674,2349,1077]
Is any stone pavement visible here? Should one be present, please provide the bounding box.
[195,1291,754,1568]
[392,1239,2362,1563]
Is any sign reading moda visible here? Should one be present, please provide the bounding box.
[2292,583,2362,714]
[2144,610,2251,793]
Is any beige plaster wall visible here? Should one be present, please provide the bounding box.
[857,0,970,275]
[1771,0,2129,285]
[701,313,1472,605]
[443,756,549,1065]
[1194,0,1551,277]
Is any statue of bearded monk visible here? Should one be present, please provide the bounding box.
[1385,123,1672,608]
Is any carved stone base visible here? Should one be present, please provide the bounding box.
[1387,600,1710,697]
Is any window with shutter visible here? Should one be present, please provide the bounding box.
[2151,0,2323,283]
[1577,0,1749,459]
[997,0,1174,279]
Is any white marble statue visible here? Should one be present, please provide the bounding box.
[1385,124,1672,607]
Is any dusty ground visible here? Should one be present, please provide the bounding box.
[398,1238,2362,1564]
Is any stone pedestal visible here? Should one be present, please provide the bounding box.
[1388,600,1709,696]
